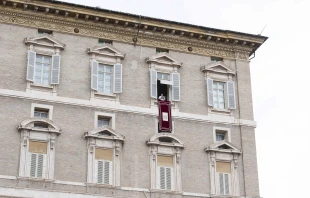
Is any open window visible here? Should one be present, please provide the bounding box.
[88,44,125,103]
[147,133,184,192]
[84,127,124,186]
[147,53,182,108]
[205,141,241,196]
[18,118,61,180]
[201,61,236,114]
[25,34,65,95]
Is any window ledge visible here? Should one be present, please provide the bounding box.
[17,176,55,183]
[150,189,182,194]
[86,183,116,188]
[211,108,231,114]
[31,83,54,89]
[95,92,117,98]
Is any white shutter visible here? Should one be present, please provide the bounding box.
[150,69,157,99]
[159,167,165,189]
[26,50,36,82]
[37,154,44,178]
[227,80,236,109]
[224,173,230,195]
[207,78,214,106]
[103,161,111,184]
[91,60,98,90]
[30,153,37,177]
[219,173,224,195]
[166,167,172,190]
[51,55,61,84]
[113,63,122,93]
[171,73,180,101]
[97,160,103,184]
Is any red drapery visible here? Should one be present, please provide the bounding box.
[158,100,172,132]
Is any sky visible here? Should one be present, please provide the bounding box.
[62,0,310,197]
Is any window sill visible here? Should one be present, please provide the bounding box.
[17,176,55,183]
[86,183,116,188]
[95,92,117,98]
[31,83,54,89]
[150,189,182,194]
[211,108,231,113]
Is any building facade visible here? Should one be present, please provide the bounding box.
[0,0,267,197]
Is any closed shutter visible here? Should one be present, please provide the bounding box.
[159,167,165,189]
[171,73,181,101]
[91,60,98,90]
[150,69,157,99]
[104,161,111,184]
[26,50,36,82]
[207,78,214,106]
[166,167,172,190]
[227,80,236,109]
[224,173,230,195]
[113,63,122,93]
[219,173,224,194]
[30,153,37,177]
[51,55,61,84]
[97,161,103,184]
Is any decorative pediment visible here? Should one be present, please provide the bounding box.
[146,53,182,67]
[201,61,235,75]
[24,34,65,49]
[87,44,125,59]
[205,141,241,154]
[18,118,61,134]
[84,126,125,141]
[146,133,184,148]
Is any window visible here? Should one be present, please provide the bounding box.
[34,55,52,85]
[38,29,53,35]
[213,127,231,142]
[98,39,113,45]
[216,131,225,141]
[98,117,110,128]
[213,81,225,109]
[157,155,173,190]
[156,48,169,54]
[95,148,113,184]
[157,72,171,101]
[216,162,231,195]
[211,56,223,62]
[28,141,47,178]
[34,108,49,118]
[18,118,61,180]
[98,64,113,94]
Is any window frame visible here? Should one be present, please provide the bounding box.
[213,127,231,142]
[31,103,53,120]
[94,112,115,129]
[97,63,114,95]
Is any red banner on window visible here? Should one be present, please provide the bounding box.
[158,100,172,132]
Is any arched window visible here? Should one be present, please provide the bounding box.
[18,118,61,180]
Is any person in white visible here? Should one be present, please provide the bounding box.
[158,93,166,101]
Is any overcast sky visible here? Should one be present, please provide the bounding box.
[62,0,310,197]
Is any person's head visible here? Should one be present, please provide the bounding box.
[161,93,163,96]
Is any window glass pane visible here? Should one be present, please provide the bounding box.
[216,133,225,141]
[36,55,42,62]
[105,66,112,73]
[98,118,110,127]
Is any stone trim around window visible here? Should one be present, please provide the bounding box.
[17,118,61,180]
[94,112,115,130]
[25,34,65,96]
[213,126,231,143]
[84,127,124,186]
[205,141,241,196]
[31,103,54,120]
[88,44,125,103]
[201,61,236,115]
[146,133,184,192]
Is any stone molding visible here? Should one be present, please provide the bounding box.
[0,0,267,60]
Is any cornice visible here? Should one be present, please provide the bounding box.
[0,0,252,60]
[0,1,265,60]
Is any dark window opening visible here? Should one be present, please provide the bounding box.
[34,122,49,128]
[159,137,173,143]
[98,131,111,136]
[34,108,49,118]
[157,80,169,101]
[98,39,113,45]
[156,48,169,54]
[211,56,223,62]
[218,144,230,149]
[38,29,53,35]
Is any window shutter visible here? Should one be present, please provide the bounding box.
[150,69,157,99]
[30,153,37,177]
[219,173,224,195]
[224,173,230,195]
[51,55,61,84]
[160,167,165,189]
[104,161,111,184]
[97,160,103,184]
[26,50,36,82]
[227,80,236,109]
[91,60,98,91]
[113,63,122,93]
[37,154,44,178]
[207,78,214,106]
[166,167,172,190]
[171,73,181,101]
